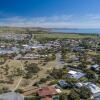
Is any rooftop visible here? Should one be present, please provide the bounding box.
[0,92,24,100]
[84,82,100,94]
[92,64,99,68]
[68,70,85,79]
[68,70,77,75]
[37,86,57,97]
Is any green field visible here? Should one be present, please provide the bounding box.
[35,33,100,39]
[0,27,49,34]
[0,27,26,33]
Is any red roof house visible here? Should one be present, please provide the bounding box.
[37,86,57,97]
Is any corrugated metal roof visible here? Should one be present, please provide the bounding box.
[0,92,24,100]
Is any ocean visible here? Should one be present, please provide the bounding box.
[51,28,100,34]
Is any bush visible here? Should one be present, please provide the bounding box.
[24,63,40,79]
[68,89,80,100]
[49,80,58,85]
[50,68,68,79]
[24,96,37,100]
[39,78,48,83]
[79,86,92,99]
[15,89,23,93]
[59,93,68,100]
[66,78,78,86]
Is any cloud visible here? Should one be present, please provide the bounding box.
[0,14,100,28]
[86,14,100,20]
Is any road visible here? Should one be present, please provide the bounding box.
[55,53,64,68]
[13,53,65,90]
[26,53,64,88]
[13,77,23,91]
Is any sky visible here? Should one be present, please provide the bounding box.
[0,0,100,28]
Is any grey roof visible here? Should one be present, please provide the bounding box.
[95,96,100,100]
[83,82,100,99]
[92,64,99,68]
[84,83,100,94]
[58,80,68,87]
[68,71,85,79]
[73,72,85,79]
[0,92,24,100]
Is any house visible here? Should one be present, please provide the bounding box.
[0,33,29,41]
[67,70,85,79]
[58,80,69,88]
[37,86,57,97]
[72,46,85,52]
[37,86,59,100]
[83,82,100,99]
[20,54,39,60]
[31,45,46,50]
[75,82,83,88]
[0,92,24,100]
[0,46,20,55]
[91,64,99,71]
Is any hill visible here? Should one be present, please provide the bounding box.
[0,26,49,34]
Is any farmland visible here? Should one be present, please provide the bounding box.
[35,33,100,40]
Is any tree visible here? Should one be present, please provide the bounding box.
[51,53,56,60]
[4,64,9,75]
[39,78,48,83]
[15,89,23,93]
[24,63,40,79]
[68,89,80,100]
[61,46,67,61]
[79,41,89,49]
[16,68,24,76]
[84,69,96,79]
[0,70,3,79]
[66,78,78,86]
[96,56,100,65]
[59,93,68,100]
[7,74,14,84]
[79,86,92,99]
[0,86,10,94]
[50,68,68,79]
[61,53,67,60]
[24,97,37,100]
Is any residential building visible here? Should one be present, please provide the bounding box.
[67,70,85,79]
[0,92,24,100]
[91,64,99,71]
[58,80,69,88]
[37,86,59,100]
[83,82,100,100]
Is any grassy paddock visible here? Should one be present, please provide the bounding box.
[35,33,99,40]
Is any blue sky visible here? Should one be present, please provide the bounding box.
[0,0,100,28]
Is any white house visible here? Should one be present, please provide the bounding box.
[83,82,100,99]
[67,70,85,79]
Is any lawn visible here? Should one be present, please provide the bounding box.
[87,51,98,56]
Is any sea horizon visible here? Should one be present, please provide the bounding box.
[51,28,100,34]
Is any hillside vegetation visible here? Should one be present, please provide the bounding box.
[35,33,100,40]
[0,27,49,34]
